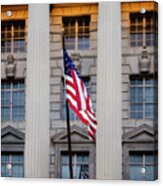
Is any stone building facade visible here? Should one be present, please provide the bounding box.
[1,1,158,180]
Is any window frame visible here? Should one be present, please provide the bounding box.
[129,151,158,181]
[61,151,90,179]
[129,11,158,47]
[62,16,90,50]
[1,79,25,122]
[1,152,24,177]
[1,20,26,53]
[129,75,158,119]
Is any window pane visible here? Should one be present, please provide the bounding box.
[12,106,25,121]
[1,91,11,106]
[1,153,24,177]
[1,165,10,177]
[63,16,90,50]
[130,12,155,47]
[1,107,10,121]
[130,77,156,119]
[146,79,154,85]
[1,155,10,163]
[1,80,25,122]
[62,155,69,164]
[129,152,156,181]
[61,152,89,179]
[146,154,154,163]
[12,154,24,163]
[1,20,25,53]
[61,165,70,178]
[130,166,143,180]
[12,165,24,177]
[130,153,143,163]
[136,88,143,103]
[145,166,155,181]
[145,87,154,103]
[76,165,89,179]
[145,104,154,119]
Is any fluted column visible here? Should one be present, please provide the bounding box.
[25,4,50,178]
[96,2,122,179]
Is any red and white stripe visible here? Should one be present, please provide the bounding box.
[65,70,97,140]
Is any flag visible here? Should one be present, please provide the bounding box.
[63,48,97,140]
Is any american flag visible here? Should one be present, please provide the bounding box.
[63,48,97,140]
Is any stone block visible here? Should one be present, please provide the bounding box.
[50,77,61,85]
[50,111,61,120]
[50,94,61,102]
[50,85,61,94]
[91,14,98,22]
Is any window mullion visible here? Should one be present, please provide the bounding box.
[10,83,13,121]
[143,16,146,46]
[143,78,145,119]
[74,154,77,178]
[75,19,78,51]
[9,154,12,177]
[11,24,14,54]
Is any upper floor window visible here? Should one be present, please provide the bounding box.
[129,151,157,181]
[62,76,91,120]
[1,152,24,177]
[1,80,25,122]
[63,16,90,50]
[130,76,158,119]
[1,20,26,53]
[61,151,89,179]
[130,12,158,47]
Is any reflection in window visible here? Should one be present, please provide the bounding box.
[61,152,89,179]
[1,80,25,121]
[130,76,158,119]
[129,151,158,181]
[130,12,158,47]
[63,16,90,50]
[1,20,26,53]
[1,152,24,177]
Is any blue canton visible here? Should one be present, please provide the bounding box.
[63,48,81,78]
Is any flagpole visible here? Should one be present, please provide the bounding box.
[62,30,73,179]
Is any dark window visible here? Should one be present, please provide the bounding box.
[1,20,25,53]
[129,151,158,181]
[1,152,24,177]
[130,12,158,47]
[130,76,158,119]
[1,80,25,121]
[61,152,89,179]
[63,16,90,50]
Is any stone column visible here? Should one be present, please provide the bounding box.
[96,2,122,179]
[25,4,50,178]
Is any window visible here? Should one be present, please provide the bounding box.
[129,151,158,181]
[63,16,90,50]
[130,76,157,119]
[1,152,24,177]
[61,152,89,179]
[1,20,25,53]
[130,12,158,47]
[62,77,91,120]
[1,80,25,121]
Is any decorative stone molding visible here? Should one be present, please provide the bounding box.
[6,54,16,78]
[71,52,82,72]
[138,46,151,73]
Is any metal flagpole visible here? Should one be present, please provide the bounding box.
[62,30,73,179]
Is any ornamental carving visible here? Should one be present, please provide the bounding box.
[138,46,151,73]
[6,54,16,78]
[71,52,82,72]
